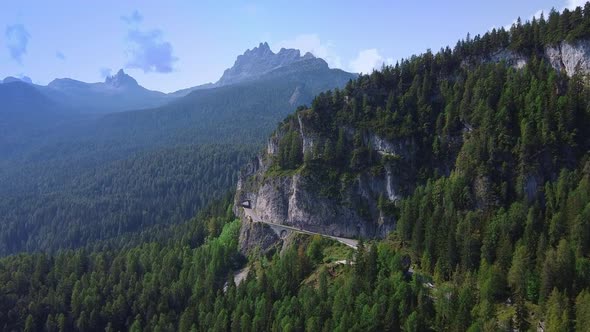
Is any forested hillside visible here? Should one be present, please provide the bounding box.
[0,47,354,256]
[239,5,590,329]
[2,5,590,332]
[0,81,74,157]
[0,145,253,255]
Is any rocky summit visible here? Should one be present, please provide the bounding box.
[217,42,318,86]
[104,69,139,89]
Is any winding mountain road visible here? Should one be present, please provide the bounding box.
[242,208,358,249]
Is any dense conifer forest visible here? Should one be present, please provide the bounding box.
[2,5,590,331]
[0,52,353,256]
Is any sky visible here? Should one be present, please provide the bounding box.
[0,0,586,93]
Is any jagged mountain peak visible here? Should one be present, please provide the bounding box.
[104,69,139,88]
[302,51,315,59]
[246,42,272,55]
[216,42,319,86]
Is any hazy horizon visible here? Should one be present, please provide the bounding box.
[1,0,584,92]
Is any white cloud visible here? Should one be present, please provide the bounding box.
[567,0,586,9]
[504,1,586,31]
[275,34,342,69]
[125,29,178,73]
[506,1,586,31]
[121,11,177,74]
[501,8,548,31]
[5,24,30,64]
[349,49,391,74]
[276,34,395,74]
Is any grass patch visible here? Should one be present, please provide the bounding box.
[322,243,354,264]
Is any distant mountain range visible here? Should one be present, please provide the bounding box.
[0,41,355,133]
[217,42,316,85]
[0,42,355,161]
[1,42,350,112]
[0,42,356,255]
[1,69,172,113]
[1,76,33,84]
[168,42,334,97]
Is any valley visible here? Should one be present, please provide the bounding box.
[0,44,355,255]
[1,2,590,331]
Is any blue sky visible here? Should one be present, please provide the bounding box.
[0,0,585,92]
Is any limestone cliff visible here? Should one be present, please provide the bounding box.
[482,39,590,77]
[545,40,590,77]
[235,38,590,254]
[234,112,413,254]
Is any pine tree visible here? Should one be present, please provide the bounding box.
[545,289,570,332]
[130,315,143,332]
[24,315,35,332]
[576,290,590,332]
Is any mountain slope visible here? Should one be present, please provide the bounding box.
[236,15,590,253]
[0,81,56,115]
[42,69,173,113]
[2,55,355,166]
[217,42,317,86]
[0,45,356,256]
[168,42,338,96]
[86,57,355,148]
[0,70,175,160]
[0,82,75,157]
[2,5,590,332]
[234,8,590,329]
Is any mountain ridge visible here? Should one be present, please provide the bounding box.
[3,5,590,331]
[216,42,320,86]
[170,42,334,97]
[0,42,356,256]
[235,32,590,254]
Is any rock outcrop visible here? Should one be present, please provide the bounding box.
[217,42,318,86]
[104,69,139,89]
[545,40,590,77]
[234,39,590,254]
[234,115,403,254]
[486,49,528,69]
[482,40,590,77]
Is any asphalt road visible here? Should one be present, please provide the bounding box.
[242,208,359,249]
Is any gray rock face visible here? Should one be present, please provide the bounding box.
[545,40,590,77]
[487,49,528,69]
[482,40,590,77]
[104,69,139,89]
[234,116,399,254]
[217,42,317,86]
[234,39,590,254]
[238,221,280,254]
[366,132,415,159]
[297,114,319,156]
[236,167,394,254]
